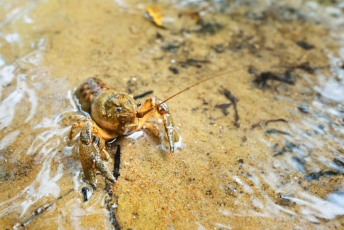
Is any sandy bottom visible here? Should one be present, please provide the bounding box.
[1,0,344,229]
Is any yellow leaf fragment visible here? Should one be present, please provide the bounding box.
[145,7,163,27]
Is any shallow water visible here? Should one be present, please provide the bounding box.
[1,0,344,229]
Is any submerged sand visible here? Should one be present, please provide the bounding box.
[1,0,344,229]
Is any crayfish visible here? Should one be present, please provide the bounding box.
[70,77,180,189]
[68,70,238,189]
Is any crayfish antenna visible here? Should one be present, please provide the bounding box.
[136,69,242,118]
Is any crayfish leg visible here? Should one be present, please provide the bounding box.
[78,120,116,189]
[70,121,86,140]
[94,155,117,184]
[80,152,97,189]
[143,123,160,137]
[138,98,180,154]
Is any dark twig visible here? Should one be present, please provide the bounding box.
[133,90,154,100]
[179,59,210,68]
[254,70,295,88]
[220,87,240,128]
[305,170,340,182]
[215,103,232,116]
[107,145,122,229]
[21,188,74,227]
[114,145,121,179]
[251,119,288,130]
[265,128,291,136]
[109,204,121,230]
[265,119,288,126]
[101,145,123,229]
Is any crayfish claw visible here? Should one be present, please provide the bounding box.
[78,120,117,190]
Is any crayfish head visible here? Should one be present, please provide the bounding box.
[109,94,138,125]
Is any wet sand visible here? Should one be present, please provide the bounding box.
[1,0,344,229]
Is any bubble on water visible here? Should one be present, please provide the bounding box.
[174,135,183,150]
[127,130,144,139]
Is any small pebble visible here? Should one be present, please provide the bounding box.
[298,103,310,114]
[169,66,179,74]
[82,187,92,202]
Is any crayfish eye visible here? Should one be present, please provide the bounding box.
[137,102,142,107]
[116,107,122,112]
